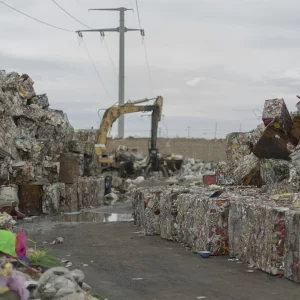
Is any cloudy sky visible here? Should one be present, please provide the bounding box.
[1,0,300,138]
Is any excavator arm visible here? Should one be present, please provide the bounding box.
[95,96,163,162]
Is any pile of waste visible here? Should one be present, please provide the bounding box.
[171,157,220,181]
[0,71,103,216]
[0,212,98,300]
[226,97,300,187]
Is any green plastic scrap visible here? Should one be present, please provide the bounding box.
[0,230,17,257]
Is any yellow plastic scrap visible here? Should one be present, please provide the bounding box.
[271,193,292,201]
[0,263,13,276]
[0,287,9,295]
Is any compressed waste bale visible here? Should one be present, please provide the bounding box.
[0,212,14,230]
[291,112,300,143]
[176,193,230,255]
[0,115,20,159]
[0,157,12,186]
[132,188,142,226]
[262,98,292,137]
[73,129,97,143]
[42,161,60,183]
[160,190,182,241]
[15,116,37,138]
[68,139,95,156]
[64,183,79,212]
[253,117,291,160]
[42,183,65,214]
[27,93,49,108]
[12,162,35,184]
[132,188,162,235]
[68,139,84,154]
[83,154,101,177]
[226,132,251,168]
[232,153,262,186]
[59,153,84,184]
[260,159,290,184]
[77,177,104,208]
[143,190,162,236]
[228,199,288,275]
[284,208,300,282]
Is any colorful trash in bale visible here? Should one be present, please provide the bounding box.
[176,194,230,255]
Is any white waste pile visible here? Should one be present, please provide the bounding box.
[0,71,104,214]
[0,258,99,300]
[115,145,148,175]
[174,157,225,184]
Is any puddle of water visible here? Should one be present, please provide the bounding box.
[52,212,133,223]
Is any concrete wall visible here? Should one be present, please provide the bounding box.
[107,138,227,162]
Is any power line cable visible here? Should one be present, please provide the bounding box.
[100,34,118,77]
[0,0,74,32]
[135,0,143,29]
[80,37,113,101]
[52,0,91,29]
[51,0,118,78]
[142,39,154,93]
[135,0,154,94]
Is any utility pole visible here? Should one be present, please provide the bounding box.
[187,126,191,138]
[77,8,144,138]
[214,122,218,140]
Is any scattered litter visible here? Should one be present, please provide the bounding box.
[131,278,143,280]
[82,264,88,267]
[246,270,255,273]
[66,262,73,268]
[50,237,64,245]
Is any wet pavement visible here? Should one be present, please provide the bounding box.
[20,204,300,300]
[52,212,133,223]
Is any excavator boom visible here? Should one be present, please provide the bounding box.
[95,96,163,161]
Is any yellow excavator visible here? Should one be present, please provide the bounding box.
[95,96,167,176]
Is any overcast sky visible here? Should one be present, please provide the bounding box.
[1,0,300,138]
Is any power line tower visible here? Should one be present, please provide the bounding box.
[77,7,144,138]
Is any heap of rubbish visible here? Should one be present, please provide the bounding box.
[0,213,98,300]
[129,97,300,285]
[0,71,104,218]
[226,98,300,187]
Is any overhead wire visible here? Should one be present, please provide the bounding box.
[100,35,118,77]
[52,0,91,29]
[52,0,118,79]
[80,37,113,101]
[0,0,74,32]
[135,0,154,94]
[135,0,143,29]
[0,1,115,105]
[50,0,116,99]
